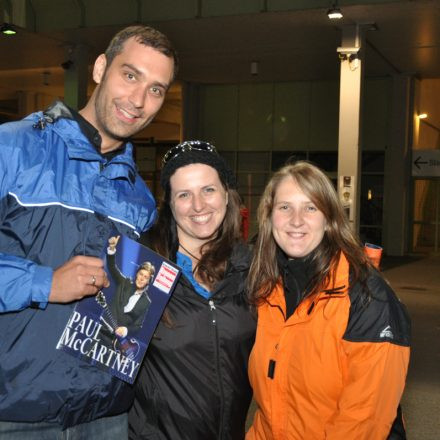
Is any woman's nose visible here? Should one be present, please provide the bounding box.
[192,194,204,211]
[288,208,304,226]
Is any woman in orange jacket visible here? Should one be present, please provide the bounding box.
[246,161,410,440]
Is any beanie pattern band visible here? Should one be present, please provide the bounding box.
[160,141,236,190]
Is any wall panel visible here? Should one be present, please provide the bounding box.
[238,83,273,150]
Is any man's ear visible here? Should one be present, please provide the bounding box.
[93,54,107,84]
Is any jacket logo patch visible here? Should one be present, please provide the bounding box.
[380,325,394,339]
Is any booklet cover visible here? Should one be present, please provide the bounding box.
[56,234,181,384]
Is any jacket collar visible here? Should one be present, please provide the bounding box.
[321,251,349,297]
[32,101,137,185]
[267,251,350,310]
[178,242,251,299]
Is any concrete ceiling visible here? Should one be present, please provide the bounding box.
[0,0,439,100]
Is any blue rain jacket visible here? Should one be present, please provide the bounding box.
[0,102,156,427]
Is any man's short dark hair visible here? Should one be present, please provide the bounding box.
[105,25,178,80]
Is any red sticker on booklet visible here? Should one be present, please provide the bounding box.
[153,262,180,293]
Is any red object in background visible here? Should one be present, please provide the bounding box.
[364,243,383,269]
[240,206,249,241]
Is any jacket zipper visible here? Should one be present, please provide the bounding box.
[209,299,217,325]
[208,298,225,439]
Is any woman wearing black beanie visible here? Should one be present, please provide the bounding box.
[129,141,256,440]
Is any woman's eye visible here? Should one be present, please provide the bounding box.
[306,205,317,212]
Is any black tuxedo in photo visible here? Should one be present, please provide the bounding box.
[106,252,152,335]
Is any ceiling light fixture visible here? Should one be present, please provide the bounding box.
[0,23,17,35]
[418,113,428,119]
[327,2,343,20]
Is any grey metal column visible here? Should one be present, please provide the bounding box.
[337,24,365,233]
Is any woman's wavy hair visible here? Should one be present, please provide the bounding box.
[150,169,243,291]
[248,161,372,304]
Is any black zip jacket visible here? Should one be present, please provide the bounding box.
[129,243,256,439]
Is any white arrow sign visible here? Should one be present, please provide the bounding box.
[412,150,440,177]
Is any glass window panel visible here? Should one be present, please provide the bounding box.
[309,80,339,150]
[219,151,236,170]
[360,175,384,227]
[411,180,440,253]
[238,84,273,150]
[201,85,239,150]
[271,151,307,171]
[308,152,338,172]
[413,223,435,251]
[360,227,382,247]
[237,152,271,172]
[273,82,311,149]
[413,179,437,222]
[237,172,270,195]
[239,195,264,241]
[135,146,156,172]
[362,152,385,172]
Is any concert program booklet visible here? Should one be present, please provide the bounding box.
[56,234,181,384]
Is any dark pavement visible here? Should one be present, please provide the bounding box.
[384,256,440,440]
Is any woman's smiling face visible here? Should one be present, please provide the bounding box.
[271,176,327,258]
[170,163,228,249]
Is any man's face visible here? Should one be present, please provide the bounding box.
[135,269,151,290]
[91,37,174,151]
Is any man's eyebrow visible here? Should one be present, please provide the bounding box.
[122,63,143,76]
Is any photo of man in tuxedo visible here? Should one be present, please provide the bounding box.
[105,236,155,340]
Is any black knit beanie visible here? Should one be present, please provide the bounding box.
[160,141,236,190]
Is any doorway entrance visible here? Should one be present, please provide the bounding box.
[412,179,440,254]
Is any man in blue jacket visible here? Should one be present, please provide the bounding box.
[0,25,177,439]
